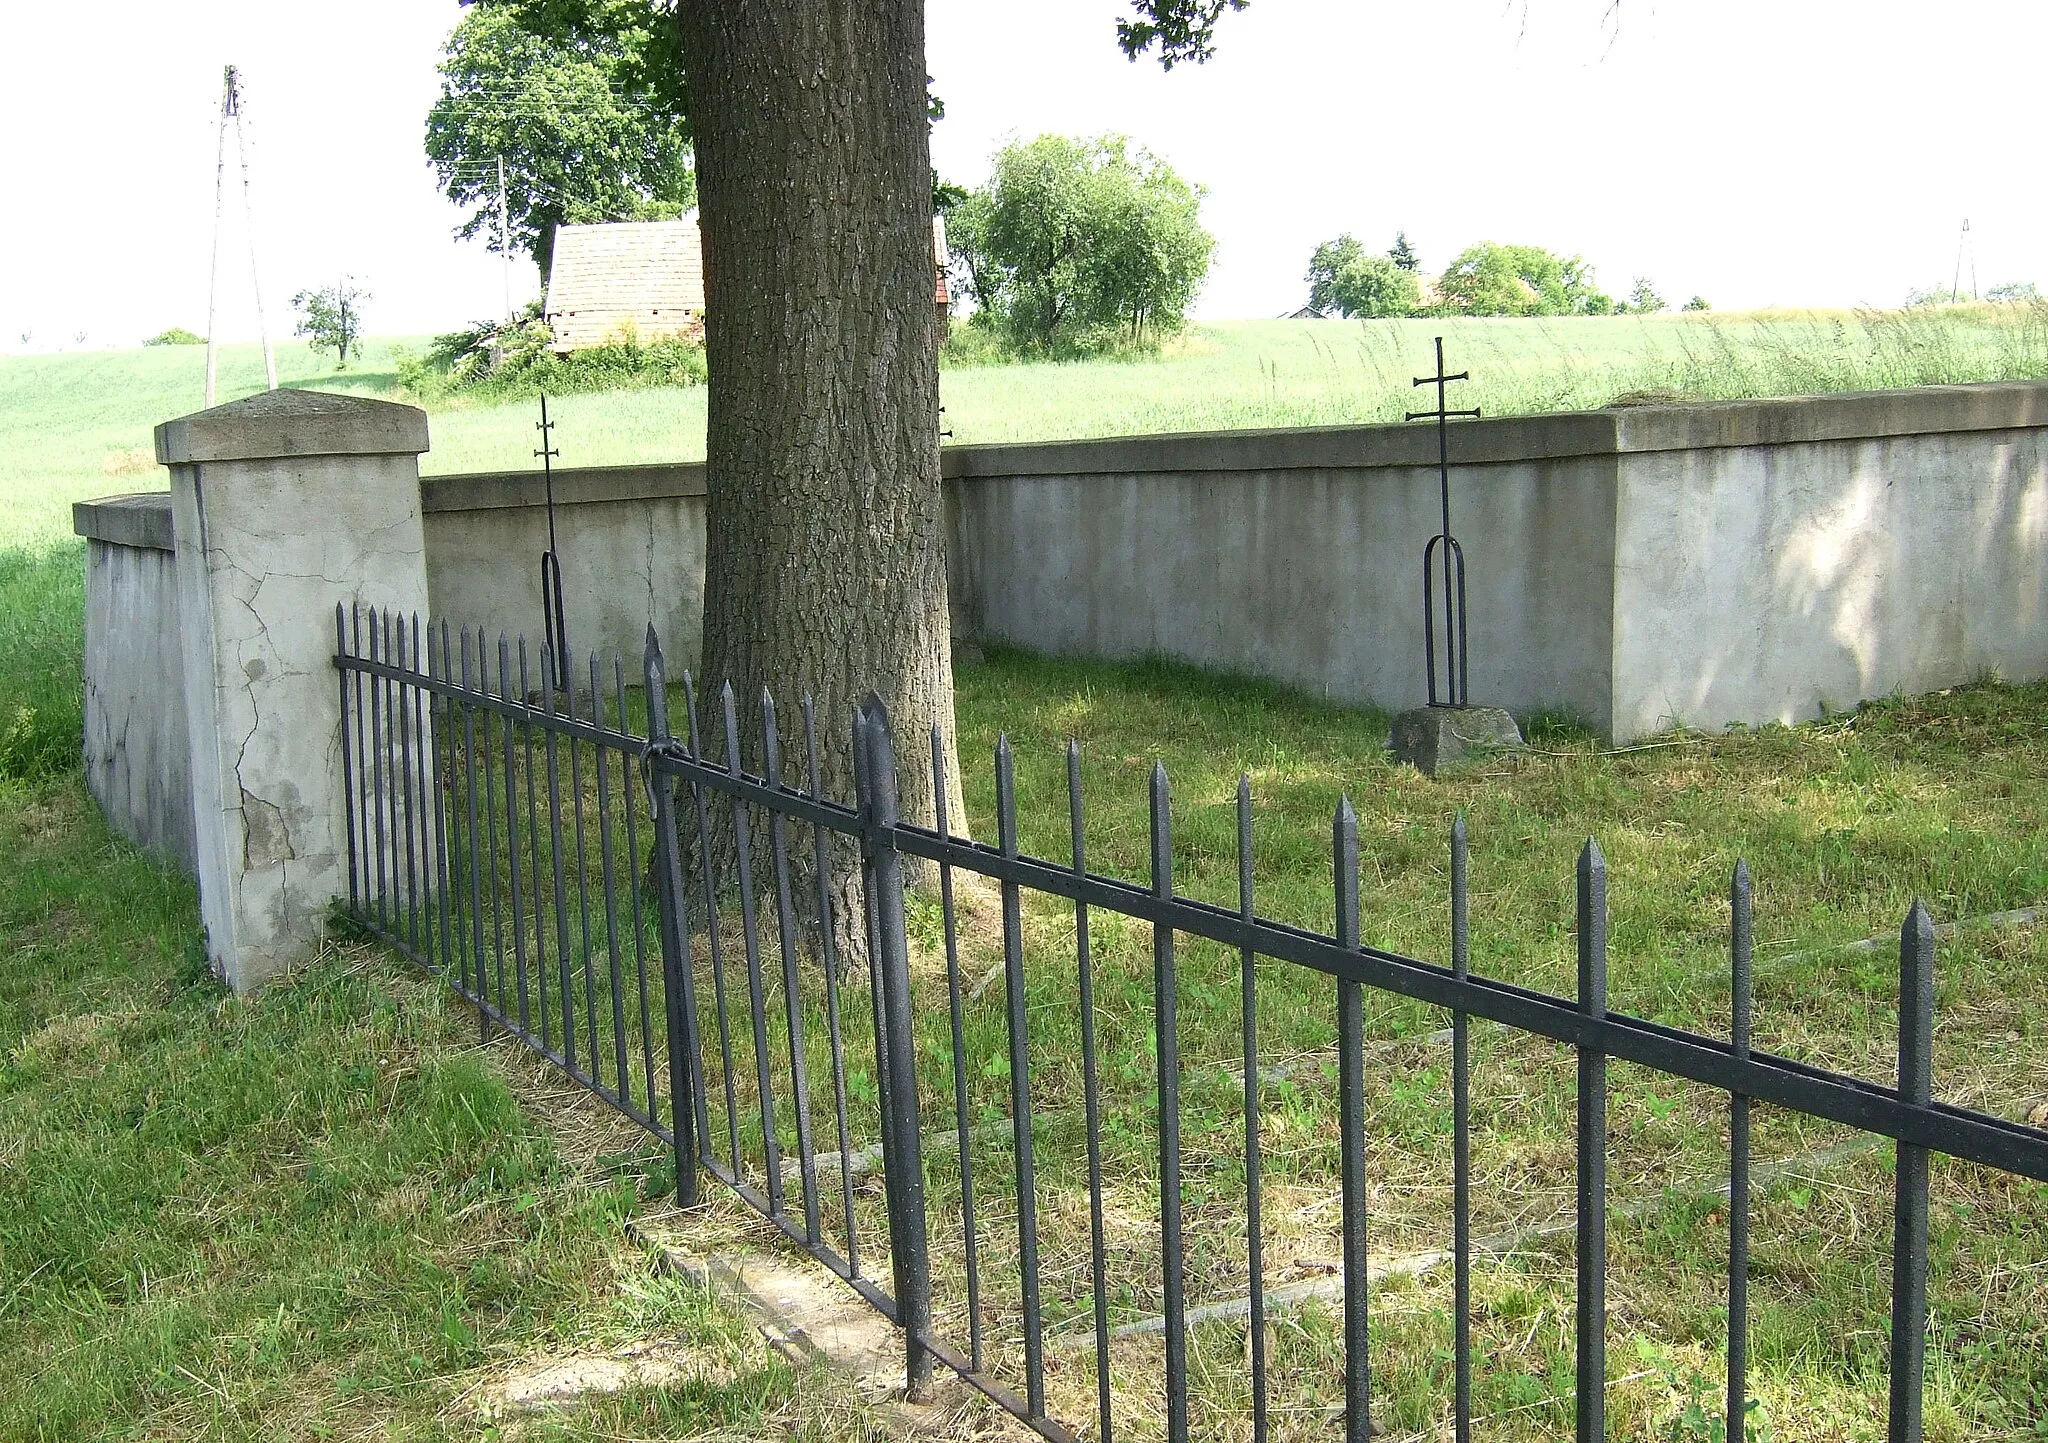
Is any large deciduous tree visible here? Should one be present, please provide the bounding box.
[426,1,694,282]
[948,134,1214,354]
[470,0,1248,958]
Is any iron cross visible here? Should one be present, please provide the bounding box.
[1405,337,1481,708]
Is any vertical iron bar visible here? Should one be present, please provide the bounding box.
[763,691,822,1245]
[1576,839,1609,1443]
[937,725,983,1374]
[1728,860,1752,1441]
[439,622,470,991]
[410,617,435,967]
[684,674,743,1174]
[369,609,389,930]
[1335,797,1371,1443]
[337,605,359,915]
[619,660,658,1122]
[430,621,458,981]
[1154,763,1188,1443]
[459,630,489,1036]
[1888,901,1935,1443]
[1072,745,1112,1441]
[644,628,702,1205]
[1452,814,1473,1443]
[593,654,633,1108]
[500,636,531,1031]
[860,698,932,1398]
[998,737,1046,1417]
[541,656,577,1070]
[808,698,860,1277]
[352,606,371,923]
[395,613,419,955]
[1238,776,1266,1443]
[721,684,785,1207]
[522,640,552,1053]
[479,633,508,1021]
[566,658,600,1081]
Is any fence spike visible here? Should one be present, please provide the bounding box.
[1728,857,1754,1441]
[1150,759,1188,1443]
[1575,836,1608,1443]
[1450,811,1472,1443]
[1334,793,1369,1442]
[1888,900,1935,1443]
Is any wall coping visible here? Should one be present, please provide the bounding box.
[406,379,2048,509]
[422,462,706,512]
[156,388,429,466]
[942,379,2048,479]
[74,492,174,551]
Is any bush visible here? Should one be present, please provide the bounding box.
[143,327,205,347]
[398,302,707,403]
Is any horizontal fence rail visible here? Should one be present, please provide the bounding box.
[335,604,2047,1443]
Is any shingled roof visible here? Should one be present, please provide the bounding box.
[545,218,950,352]
[545,220,705,352]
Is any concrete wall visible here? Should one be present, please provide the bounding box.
[943,431,1618,722]
[76,498,194,873]
[77,381,2048,887]
[422,464,707,671]
[1610,411,2048,739]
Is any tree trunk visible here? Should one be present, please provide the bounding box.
[678,0,968,967]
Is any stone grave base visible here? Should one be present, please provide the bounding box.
[1389,705,1524,777]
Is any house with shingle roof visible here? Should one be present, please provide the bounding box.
[544,217,952,353]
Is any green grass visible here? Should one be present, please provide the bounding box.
[0,773,879,1442]
[525,650,2044,1442]
[12,305,2048,549]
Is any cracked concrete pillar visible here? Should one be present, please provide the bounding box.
[158,389,431,991]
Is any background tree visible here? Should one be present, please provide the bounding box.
[1683,295,1712,311]
[1625,276,1666,313]
[291,279,368,367]
[425,2,694,284]
[1387,230,1420,272]
[949,134,1214,354]
[1437,241,1602,316]
[1305,234,1419,318]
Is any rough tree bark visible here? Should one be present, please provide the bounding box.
[678,0,968,965]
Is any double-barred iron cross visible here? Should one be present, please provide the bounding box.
[535,395,571,692]
[1406,337,1481,708]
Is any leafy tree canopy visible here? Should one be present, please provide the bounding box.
[425,1,694,282]
[1117,0,1250,68]
[948,134,1215,355]
[1305,235,1419,318]
[1625,276,1665,313]
[1437,241,1603,317]
[1387,230,1420,272]
[1682,295,1712,311]
[144,327,205,346]
[292,279,368,368]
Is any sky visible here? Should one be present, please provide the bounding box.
[4,0,2044,351]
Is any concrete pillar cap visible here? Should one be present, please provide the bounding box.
[156,388,429,467]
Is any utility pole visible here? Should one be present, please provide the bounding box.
[497,156,515,323]
[203,66,277,407]
[1952,219,1976,305]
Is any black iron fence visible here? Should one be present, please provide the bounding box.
[335,605,2048,1443]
